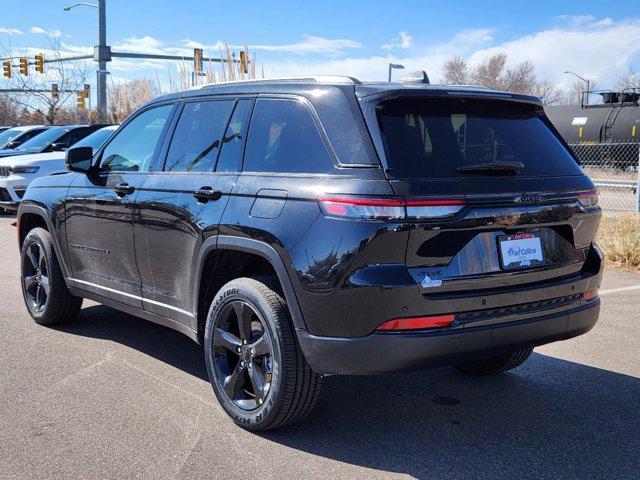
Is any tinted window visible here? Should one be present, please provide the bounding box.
[165,100,234,172]
[377,98,583,179]
[65,127,97,147]
[243,98,333,174]
[18,128,66,151]
[73,128,116,151]
[216,99,253,172]
[101,104,173,173]
[0,128,21,147]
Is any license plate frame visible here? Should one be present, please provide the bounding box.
[497,231,545,270]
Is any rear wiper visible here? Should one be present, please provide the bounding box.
[455,162,524,175]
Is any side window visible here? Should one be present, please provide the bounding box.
[243,98,334,174]
[164,100,234,172]
[100,104,173,173]
[66,127,94,147]
[216,99,253,172]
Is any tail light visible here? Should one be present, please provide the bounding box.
[578,189,599,208]
[319,195,465,220]
[377,314,455,331]
[583,289,598,301]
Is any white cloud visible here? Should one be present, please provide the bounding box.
[0,26,23,35]
[30,26,62,37]
[251,35,362,56]
[381,30,413,50]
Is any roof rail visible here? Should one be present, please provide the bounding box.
[445,84,494,90]
[196,75,361,89]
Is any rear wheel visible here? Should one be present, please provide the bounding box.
[454,347,534,375]
[204,277,322,431]
[21,227,82,325]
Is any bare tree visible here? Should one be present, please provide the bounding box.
[442,56,470,85]
[0,37,91,124]
[0,95,20,125]
[471,53,508,89]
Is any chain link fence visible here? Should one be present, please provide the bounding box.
[569,141,640,213]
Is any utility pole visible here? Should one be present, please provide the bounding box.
[64,1,109,117]
[97,0,107,116]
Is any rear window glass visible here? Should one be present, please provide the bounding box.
[376,98,582,179]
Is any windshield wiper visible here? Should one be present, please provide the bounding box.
[455,161,524,175]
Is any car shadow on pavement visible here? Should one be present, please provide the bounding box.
[58,304,639,480]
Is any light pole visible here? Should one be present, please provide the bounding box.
[564,70,590,93]
[64,0,108,117]
[388,63,405,82]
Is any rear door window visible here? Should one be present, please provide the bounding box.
[376,98,583,179]
[243,98,334,174]
[216,99,253,172]
[165,99,235,172]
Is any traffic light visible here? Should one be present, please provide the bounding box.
[83,84,90,97]
[19,56,28,76]
[2,60,11,78]
[76,91,85,110]
[51,83,59,100]
[193,48,203,73]
[239,51,248,74]
[35,53,44,73]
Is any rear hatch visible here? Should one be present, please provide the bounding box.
[363,91,601,292]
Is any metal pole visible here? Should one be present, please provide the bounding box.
[97,0,107,116]
[636,144,640,214]
[388,63,392,82]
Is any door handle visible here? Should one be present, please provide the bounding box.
[114,183,135,197]
[193,186,222,202]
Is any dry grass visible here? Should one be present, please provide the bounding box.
[582,166,637,182]
[598,214,640,271]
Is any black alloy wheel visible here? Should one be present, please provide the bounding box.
[22,241,50,314]
[212,300,274,411]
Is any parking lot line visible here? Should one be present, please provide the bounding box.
[599,284,640,295]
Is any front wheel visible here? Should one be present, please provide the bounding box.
[21,227,82,325]
[204,277,322,431]
[454,347,534,376]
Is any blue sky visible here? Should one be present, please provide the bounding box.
[1,0,639,101]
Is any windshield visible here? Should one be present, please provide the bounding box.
[73,128,116,150]
[17,128,66,151]
[0,129,22,148]
[376,98,583,179]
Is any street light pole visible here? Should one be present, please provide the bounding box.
[97,0,107,117]
[564,70,590,93]
[388,63,405,82]
[64,0,108,117]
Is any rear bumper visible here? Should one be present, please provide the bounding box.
[297,299,600,374]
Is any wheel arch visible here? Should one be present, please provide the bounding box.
[17,203,71,279]
[193,235,308,343]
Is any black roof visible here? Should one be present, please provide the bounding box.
[149,76,542,106]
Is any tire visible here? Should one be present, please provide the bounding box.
[20,227,82,325]
[204,276,322,431]
[454,347,534,376]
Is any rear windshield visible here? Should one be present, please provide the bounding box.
[376,98,582,179]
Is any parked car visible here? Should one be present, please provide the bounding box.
[0,124,109,159]
[17,76,603,431]
[0,126,118,212]
[0,126,12,134]
[0,125,51,150]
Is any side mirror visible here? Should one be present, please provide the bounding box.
[65,146,94,173]
[48,142,68,152]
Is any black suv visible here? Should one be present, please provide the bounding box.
[17,76,603,430]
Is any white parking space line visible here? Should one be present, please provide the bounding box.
[600,285,640,295]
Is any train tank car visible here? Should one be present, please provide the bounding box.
[545,90,640,170]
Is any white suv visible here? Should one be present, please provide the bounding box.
[0,125,117,212]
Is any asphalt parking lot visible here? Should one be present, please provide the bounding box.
[0,214,638,480]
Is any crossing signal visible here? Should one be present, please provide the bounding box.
[35,53,44,73]
[193,48,203,73]
[76,91,86,110]
[19,56,28,76]
[2,60,11,78]
[239,51,248,74]
[83,84,90,97]
[51,84,59,100]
